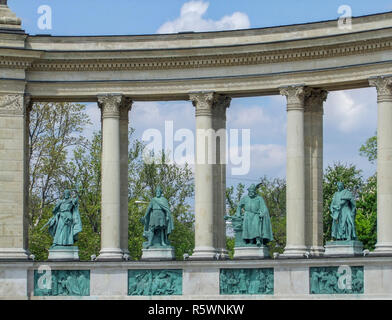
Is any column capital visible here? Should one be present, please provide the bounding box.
[119,97,133,120]
[190,92,231,117]
[369,76,392,102]
[98,94,132,118]
[304,88,328,113]
[279,86,306,111]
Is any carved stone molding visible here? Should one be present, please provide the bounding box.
[0,94,24,115]
[369,76,392,102]
[98,94,132,118]
[190,92,231,117]
[304,88,328,113]
[27,37,392,73]
[279,86,306,111]
[119,97,133,121]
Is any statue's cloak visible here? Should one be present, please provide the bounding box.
[48,199,82,245]
[330,189,356,240]
[143,197,174,235]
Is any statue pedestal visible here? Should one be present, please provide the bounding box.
[141,247,175,261]
[324,240,363,257]
[233,246,270,260]
[48,246,79,261]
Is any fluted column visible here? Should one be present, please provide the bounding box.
[0,93,30,260]
[280,86,307,257]
[369,76,392,255]
[212,95,231,259]
[97,94,128,261]
[304,88,328,256]
[189,92,231,260]
[120,98,133,257]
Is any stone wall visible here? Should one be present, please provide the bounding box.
[0,257,391,299]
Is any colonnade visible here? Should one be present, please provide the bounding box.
[61,77,392,261]
[1,82,392,260]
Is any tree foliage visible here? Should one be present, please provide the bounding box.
[359,134,377,164]
[28,103,195,261]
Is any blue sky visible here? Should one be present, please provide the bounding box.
[8,0,384,185]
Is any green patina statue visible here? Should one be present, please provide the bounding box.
[42,189,82,248]
[226,184,273,247]
[141,186,174,249]
[330,182,357,241]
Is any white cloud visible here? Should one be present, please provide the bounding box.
[228,105,272,128]
[324,88,377,133]
[157,1,250,34]
[250,144,286,170]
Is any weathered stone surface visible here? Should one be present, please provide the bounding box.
[324,240,364,257]
[0,258,391,299]
[48,246,80,261]
[233,246,270,260]
[141,247,175,261]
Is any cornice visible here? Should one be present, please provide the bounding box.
[0,48,43,69]
[26,36,392,73]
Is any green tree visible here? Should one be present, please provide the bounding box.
[359,134,377,164]
[356,174,377,250]
[28,102,91,260]
[28,102,195,261]
[257,176,286,255]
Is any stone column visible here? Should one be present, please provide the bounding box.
[0,93,30,260]
[280,86,307,257]
[212,96,231,259]
[120,98,133,257]
[97,94,129,261]
[304,88,328,256]
[189,92,231,260]
[369,76,392,255]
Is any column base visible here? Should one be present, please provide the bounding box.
[369,243,392,256]
[97,248,124,261]
[217,248,229,260]
[0,248,29,260]
[309,246,325,257]
[189,247,219,261]
[280,245,308,258]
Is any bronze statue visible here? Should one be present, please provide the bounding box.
[141,186,174,249]
[330,182,357,241]
[42,188,82,248]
